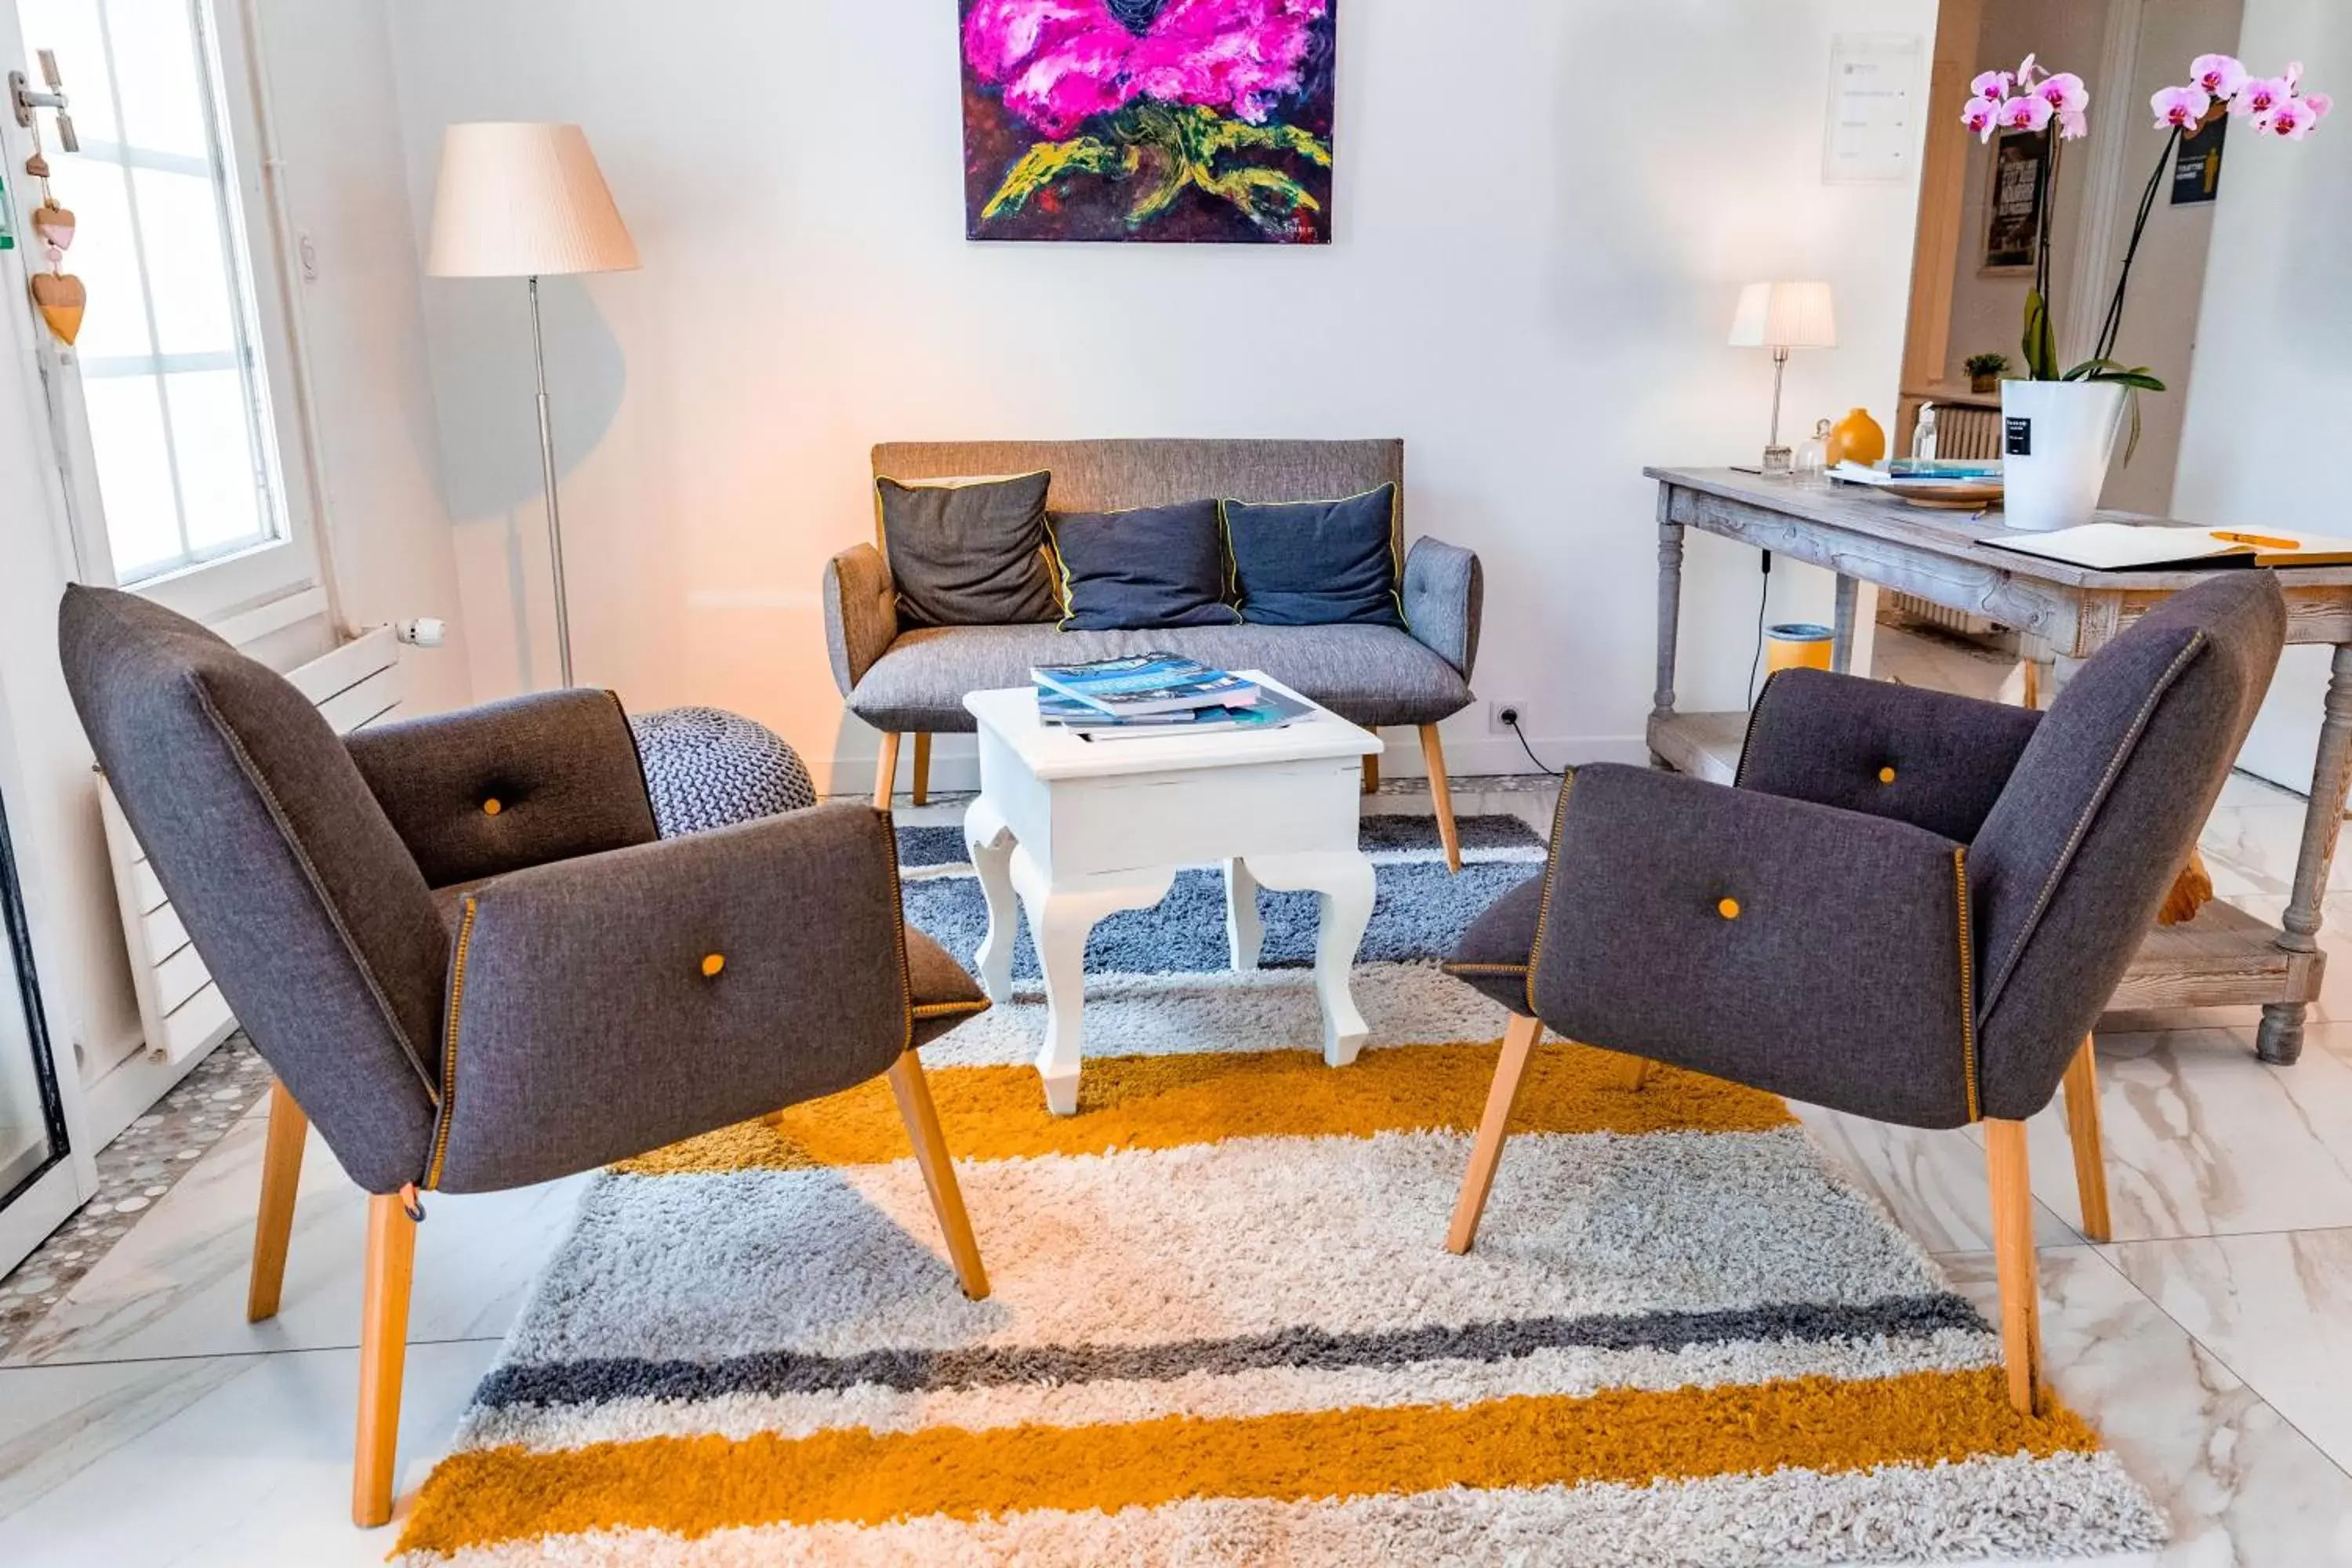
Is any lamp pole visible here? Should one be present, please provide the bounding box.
[528,274,575,688]
[1764,343,1793,475]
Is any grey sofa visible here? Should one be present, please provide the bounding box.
[56,585,993,1527]
[825,439,1484,868]
[1439,572,2286,1421]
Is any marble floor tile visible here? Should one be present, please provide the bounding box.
[0,1338,498,1566]
[3,1113,590,1367]
[1942,1246,2352,1566]
[1789,1102,2079,1254]
[2105,1226,2352,1481]
[2024,1024,2352,1243]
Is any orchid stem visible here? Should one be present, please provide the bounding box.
[2092,127,2180,368]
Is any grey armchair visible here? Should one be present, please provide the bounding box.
[1439,572,2285,1418]
[56,586,993,1526]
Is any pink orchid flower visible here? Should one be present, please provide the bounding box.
[1998,95,2055,134]
[2236,71,2292,120]
[2152,83,2211,130]
[2036,71,2089,115]
[1961,97,1998,140]
[2016,53,2042,89]
[1971,69,2014,103]
[2191,53,2249,100]
[2260,93,2328,140]
[2059,108,2090,140]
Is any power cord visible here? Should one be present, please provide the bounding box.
[1504,712,1563,776]
[1746,550,1774,706]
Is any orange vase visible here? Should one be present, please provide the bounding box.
[1825,407,1886,469]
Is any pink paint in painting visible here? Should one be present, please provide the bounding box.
[964,0,1328,139]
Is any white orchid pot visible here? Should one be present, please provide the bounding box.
[2000,379,2126,532]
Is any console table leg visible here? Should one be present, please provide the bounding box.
[2259,642,2352,1065]
[1831,575,1858,674]
[1650,489,1685,768]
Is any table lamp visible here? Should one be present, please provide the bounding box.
[1728,281,1836,476]
[426,122,640,688]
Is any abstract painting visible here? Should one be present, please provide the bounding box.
[961,0,1337,245]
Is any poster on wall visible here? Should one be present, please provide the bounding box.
[2171,107,2227,205]
[1981,128,2045,273]
[960,0,1337,245]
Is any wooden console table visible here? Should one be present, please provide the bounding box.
[1645,466,2352,1065]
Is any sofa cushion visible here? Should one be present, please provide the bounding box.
[1047,499,1240,632]
[876,471,1059,628]
[1223,484,1406,630]
[849,621,1472,732]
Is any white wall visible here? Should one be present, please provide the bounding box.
[386,0,1936,789]
[2174,0,2352,792]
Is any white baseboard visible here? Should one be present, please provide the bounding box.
[80,1036,222,1149]
[822,731,1650,798]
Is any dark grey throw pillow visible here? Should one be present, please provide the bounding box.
[1222,483,1406,629]
[1047,500,1241,632]
[876,471,1059,627]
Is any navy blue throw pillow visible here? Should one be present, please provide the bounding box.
[1221,484,1406,629]
[1046,500,1242,632]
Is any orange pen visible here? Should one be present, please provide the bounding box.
[2212,530,2302,550]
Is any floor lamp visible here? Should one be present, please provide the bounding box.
[426,122,639,688]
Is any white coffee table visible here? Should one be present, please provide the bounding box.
[961,673,1381,1114]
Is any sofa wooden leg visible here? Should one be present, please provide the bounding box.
[1448,1014,1543,1254]
[247,1081,307,1323]
[1362,751,1379,795]
[873,732,902,811]
[911,733,931,807]
[1418,724,1461,873]
[353,1194,417,1528]
[1985,1120,2045,1418]
[886,1051,989,1300]
[2062,1034,2112,1243]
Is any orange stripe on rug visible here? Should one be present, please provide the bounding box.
[614,1040,1791,1174]
[396,1367,2093,1555]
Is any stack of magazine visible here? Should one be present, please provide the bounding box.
[1032,653,1311,742]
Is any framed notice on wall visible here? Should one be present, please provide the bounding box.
[1981,128,2046,274]
[2172,109,2227,205]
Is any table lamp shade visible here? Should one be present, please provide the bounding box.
[1728,281,1838,350]
[427,122,639,278]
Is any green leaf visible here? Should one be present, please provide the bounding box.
[2022,292,2060,382]
[981,136,1132,222]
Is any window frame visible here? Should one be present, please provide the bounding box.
[20,0,322,627]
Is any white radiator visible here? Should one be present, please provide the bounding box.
[96,626,405,1065]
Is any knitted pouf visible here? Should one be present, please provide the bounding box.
[628,706,818,837]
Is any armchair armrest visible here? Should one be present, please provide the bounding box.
[825,543,899,695]
[1402,536,1483,679]
[1530,764,1979,1127]
[346,690,659,888]
[1739,668,2042,844]
[427,802,914,1192]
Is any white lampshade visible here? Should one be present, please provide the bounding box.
[1728,281,1838,350]
[426,122,639,279]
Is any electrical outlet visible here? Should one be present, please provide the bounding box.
[1488,700,1525,734]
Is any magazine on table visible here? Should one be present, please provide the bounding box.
[1038,687,1313,741]
[1030,652,1260,717]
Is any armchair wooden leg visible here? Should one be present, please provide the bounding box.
[1617,1051,1653,1092]
[354,1193,417,1528]
[1447,1014,1543,1254]
[1984,1120,2045,1418]
[1417,724,1461,873]
[885,1051,989,1300]
[873,732,902,811]
[248,1080,307,1323]
[911,733,931,807]
[2062,1034,2112,1243]
[1362,751,1380,795]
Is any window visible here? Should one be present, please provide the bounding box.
[16,0,298,591]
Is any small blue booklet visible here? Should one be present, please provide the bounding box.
[1038,687,1312,742]
[1031,653,1259,718]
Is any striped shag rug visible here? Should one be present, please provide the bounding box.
[394,814,2165,1565]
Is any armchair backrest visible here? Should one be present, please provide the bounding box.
[1969,572,2285,1118]
[58,586,445,1193]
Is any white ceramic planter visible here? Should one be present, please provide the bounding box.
[1999,379,2126,532]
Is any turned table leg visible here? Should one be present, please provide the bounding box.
[2259,642,2352,1065]
[1831,574,1858,674]
[1650,489,1684,768]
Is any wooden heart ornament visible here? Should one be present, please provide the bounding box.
[31,203,73,252]
[31,271,85,344]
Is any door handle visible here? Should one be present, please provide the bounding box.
[12,49,76,152]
